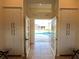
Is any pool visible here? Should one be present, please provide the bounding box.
[35,32,52,35]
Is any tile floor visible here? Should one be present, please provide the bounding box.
[28,42,55,59]
[8,42,72,59]
[27,42,72,59]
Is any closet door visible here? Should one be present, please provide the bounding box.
[60,9,77,55]
[4,8,23,55]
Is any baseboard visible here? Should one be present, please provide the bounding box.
[60,54,73,56]
[8,55,22,57]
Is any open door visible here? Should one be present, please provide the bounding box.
[51,17,57,57]
[24,16,30,58]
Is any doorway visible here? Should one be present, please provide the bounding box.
[34,19,52,43]
[25,18,57,59]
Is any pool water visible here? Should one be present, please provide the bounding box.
[35,32,52,35]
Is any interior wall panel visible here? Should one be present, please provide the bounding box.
[4,8,24,55]
[59,9,78,55]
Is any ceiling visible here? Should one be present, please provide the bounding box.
[27,0,56,19]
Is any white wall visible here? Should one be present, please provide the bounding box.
[59,0,79,8]
[3,0,23,7]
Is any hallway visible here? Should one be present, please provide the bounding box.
[28,42,54,59]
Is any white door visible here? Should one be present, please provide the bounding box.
[25,16,30,57]
[60,10,77,55]
[4,8,23,55]
[51,17,57,57]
